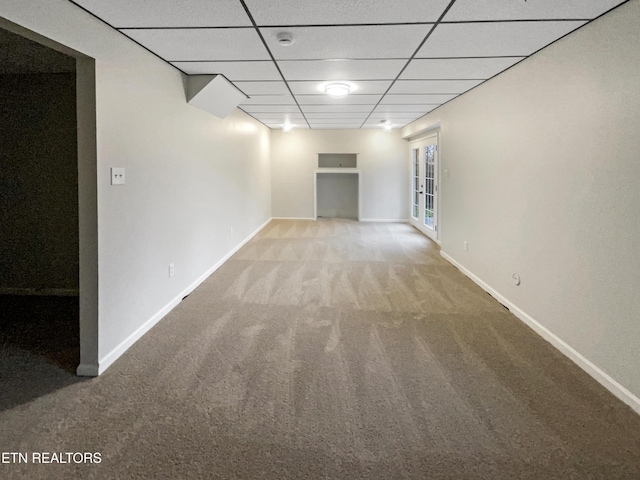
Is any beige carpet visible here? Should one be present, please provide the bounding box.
[1,219,640,479]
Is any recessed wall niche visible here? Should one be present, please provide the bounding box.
[315,153,360,220]
[318,153,357,168]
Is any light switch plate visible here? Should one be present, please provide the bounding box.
[111,167,125,185]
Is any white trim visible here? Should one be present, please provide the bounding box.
[271,217,316,221]
[314,167,359,174]
[360,218,409,223]
[440,250,640,416]
[92,217,272,376]
[0,287,79,296]
[402,122,441,141]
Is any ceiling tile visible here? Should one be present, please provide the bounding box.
[74,0,253,27]
[364,122,417,129]
[172,61,281,80]
[301,105,375,113]
[278,59,406,81]
[309,118,364,127]
[304,113,368,119]
[367,113,421,120]
[310,124,364,129]
[289,80,392,95]
[361,124,404,129]
[241,105,302,113]
[400,57,522,80]
[241,95,296,105]
[261,25,427,60]
[417,21,586,58]
[258,118,305,123]
[122,28,269,61]
[266,123,310,129]
[443,0,627,21]
[373,104,439,113]
[244,0,451,25]
[380,94,454,104]
[76,0,621,132]
[233,81,290,95]
[364,119,417,127]
[254,113,305,118]
[389,79,483,94]
[295,94,381,105]
[254,116,306,123]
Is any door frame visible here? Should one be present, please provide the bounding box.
[409,132,440,244]
[0,17,100,376]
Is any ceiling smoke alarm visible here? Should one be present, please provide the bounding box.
[276,32,294,46]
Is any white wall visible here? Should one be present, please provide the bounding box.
[403,1,640,408]
[2,0,271,374]
[271,129,409,221]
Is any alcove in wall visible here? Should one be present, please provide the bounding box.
[314,153,360,220]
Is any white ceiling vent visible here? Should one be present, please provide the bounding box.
[186,75,248,119]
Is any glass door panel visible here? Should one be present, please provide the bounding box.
[409,135,438,241]
[423,145,435,230]
[411,148,419,220]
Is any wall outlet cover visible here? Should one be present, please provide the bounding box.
[111,167,125,185]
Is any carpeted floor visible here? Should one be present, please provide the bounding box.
[1,219,640,479]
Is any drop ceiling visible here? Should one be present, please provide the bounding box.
[68,0,627,130]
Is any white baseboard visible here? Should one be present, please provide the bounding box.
[360,218,409,223]
[0,287,79,296]
[440,251,640,416]
[94,217,273,376]
[271,217,410,223]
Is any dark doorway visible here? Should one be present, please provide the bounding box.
[0,27,80,378]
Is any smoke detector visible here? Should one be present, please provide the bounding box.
[276,32,294,46]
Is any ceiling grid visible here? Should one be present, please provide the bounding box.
[67,0,629,130]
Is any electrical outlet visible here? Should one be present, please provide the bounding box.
[111,167,125,185]
[464,241,468,251]
[230,227,234,236]
[169,263,175,278]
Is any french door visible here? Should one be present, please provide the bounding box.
[409,134,439,242]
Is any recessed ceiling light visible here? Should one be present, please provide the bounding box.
[318,81,358,97]
[380,120,392,131]
[323,83,351,98]
[282,123,293,132]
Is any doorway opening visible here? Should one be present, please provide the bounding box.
[0,20,98,381]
